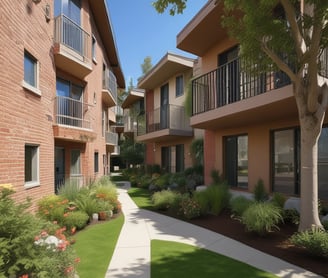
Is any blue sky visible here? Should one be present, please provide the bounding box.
[107,0,207,87]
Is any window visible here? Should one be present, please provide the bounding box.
[92,35,97,62]
[224,135,248,188]
[176,144,184,172]
[23,51,40,95]
[25,145,39,187]
[318,127,328,199]
[272,129,300,195]
[94,152,99,173]
[161,146,171,173]
[176,75,184,97]
[56,78,84,127]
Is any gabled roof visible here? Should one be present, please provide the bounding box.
[121,89,145,109]
[137,52,195,89]
[89,0,125,88]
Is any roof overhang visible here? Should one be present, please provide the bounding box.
[177,0,230,56]
[121,89,145,109]
[137,53,195,89]
[89,0,125,88]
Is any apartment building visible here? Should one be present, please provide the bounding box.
[176,1,328,199]
[0,0,124,206]
[121,88,145,139]
[134,52,202,172]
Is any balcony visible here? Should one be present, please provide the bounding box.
[102,69,118,107]
[105,130,119,153]
[190,57,300,129]
[137,104,193,143]
[124,115,137,134]
[53,96,96,142]
[54,15,92,79]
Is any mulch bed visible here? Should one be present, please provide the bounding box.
[187,210,328,277]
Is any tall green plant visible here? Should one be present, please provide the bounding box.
[242,202,283,236]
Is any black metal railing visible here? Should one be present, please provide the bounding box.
[191,57,291,115]
[137,104,191,136]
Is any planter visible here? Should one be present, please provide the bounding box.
[92,213,99,221]
[98,211,108,220]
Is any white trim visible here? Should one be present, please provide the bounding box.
[22,80,41,96]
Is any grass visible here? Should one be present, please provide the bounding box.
[151,240,277,278]
[128,187,154,209]
[73,214,124,278]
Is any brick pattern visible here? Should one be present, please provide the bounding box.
[0,0,119,209]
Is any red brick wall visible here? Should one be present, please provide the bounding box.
[0,0,55,207]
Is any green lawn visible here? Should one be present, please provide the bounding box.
[73,214,124,278]
[128,187,154,209]
[151,240,277,278]
[130,188,277,278]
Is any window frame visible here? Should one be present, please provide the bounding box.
[22,50,41,96]
[175,75,184,97]
[24,144,40,188]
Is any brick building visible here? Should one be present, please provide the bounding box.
[0,0,124,208]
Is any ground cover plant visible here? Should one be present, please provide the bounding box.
[151,240,277,278]
[73,214,124,278]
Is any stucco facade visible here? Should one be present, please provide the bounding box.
[132,53,203,172]
[177,0,328,199]
[0,0,124,208]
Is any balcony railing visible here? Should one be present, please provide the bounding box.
[55,96,92,129]
[124,115,137,133]
[191,57,291,115]
[54,15,91,64]
[137,104,191,136]
[103,69,118,102]
[105,131,118,145]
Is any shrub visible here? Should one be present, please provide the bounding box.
[290,228,328,258]
[75,195,100,219]
[253,179,268,202]
[242,202,283,236]
[154,173,171,190]
[230,196,254,218]
[37,195,68,223]
[63,211,89,231]
[205,184,231,216]
[58,181,81,201]
[210,169,223,185]
[323,220,328,231]
[152,190,179,210]
[284,209,300,225]
[192,190,209,216]
[179,196,201,219]
[93,184,118,205]
[139,174,152,189]
[270,192,286,209]
[0,186,79,277]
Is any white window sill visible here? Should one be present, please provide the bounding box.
[22,81,41,96]
[24,181,40,189]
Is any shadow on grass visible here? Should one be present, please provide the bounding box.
[151,240,276,278]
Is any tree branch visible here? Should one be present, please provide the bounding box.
[261,41,297,82]
[280,0,304,58]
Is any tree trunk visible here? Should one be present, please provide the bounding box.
[298,116,323,231]
[294,79,324,231]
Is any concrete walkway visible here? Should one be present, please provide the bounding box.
[105,183,321,278]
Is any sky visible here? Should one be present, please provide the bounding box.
[106,0,208,87]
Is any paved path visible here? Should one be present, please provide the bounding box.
[105,183,321,278]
